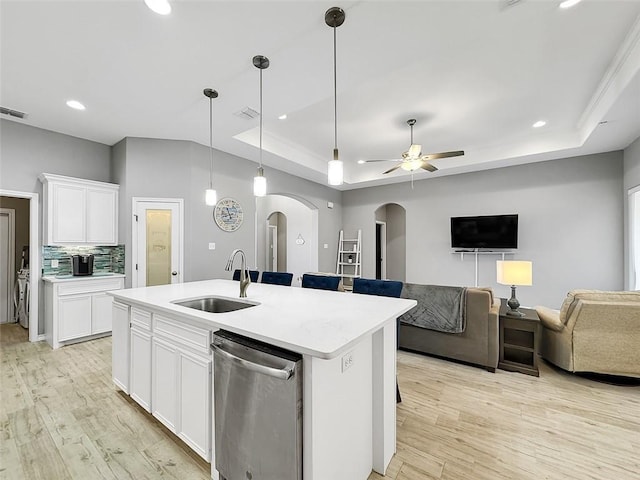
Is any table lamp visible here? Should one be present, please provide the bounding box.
[496,260,533,317]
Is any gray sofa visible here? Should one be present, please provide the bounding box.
[398,286,500,371]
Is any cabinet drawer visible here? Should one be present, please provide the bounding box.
[131,308,152,330]
[57,278,124,296]
[154,314,211,356]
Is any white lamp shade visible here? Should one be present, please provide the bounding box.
[328,159,343,186]
[205,188,217,206]
[497,260,533,286]
[253,175,267,197]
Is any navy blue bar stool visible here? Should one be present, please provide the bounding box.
[261,271,294,286]
[301,274,341,291]
[353,278,404,403]
[232,269,260,283]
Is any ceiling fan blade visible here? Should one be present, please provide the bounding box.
[422,150,465,160]
[421,162,438,172]
[383,164,402,174]
[407,144,422,157]
[360,159,403,163]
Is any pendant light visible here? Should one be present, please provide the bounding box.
[253,55,269,197]
[326,7,345,186]
[203,88,218,206]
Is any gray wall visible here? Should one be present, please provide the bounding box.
[116,137,342,287]
[623,135,640,289]
[343,152,624,309]
[0,120,111,192]
[0,120,111,336]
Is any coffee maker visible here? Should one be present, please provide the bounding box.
[72,254,94,276]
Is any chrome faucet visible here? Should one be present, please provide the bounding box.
[225,249,250,298]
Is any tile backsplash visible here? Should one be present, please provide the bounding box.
[42,245,125,276]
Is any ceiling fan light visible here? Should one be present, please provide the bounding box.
[328,159,344,186]
[253,167,267,197]
[400,158,423,171]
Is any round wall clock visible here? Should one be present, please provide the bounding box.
[214,197,244,232]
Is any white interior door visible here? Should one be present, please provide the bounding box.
[0,209,15,323]
[133,199,184,287]
[267,224,277,272]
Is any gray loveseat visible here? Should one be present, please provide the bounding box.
[398,286,501,371]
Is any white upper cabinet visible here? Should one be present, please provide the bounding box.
[40,173,119,245]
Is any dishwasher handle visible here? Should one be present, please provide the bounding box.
[211,342,295,380]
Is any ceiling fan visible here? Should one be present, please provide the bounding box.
[359,119,464,175]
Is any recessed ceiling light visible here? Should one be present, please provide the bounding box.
[559,0,582,9]
[144,0,171,15]
[357,160,365,164]
[278,114,287,120]
[66,100,86,111]
[532,120,546,128]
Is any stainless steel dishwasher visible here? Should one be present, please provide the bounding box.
[211,330,303,480]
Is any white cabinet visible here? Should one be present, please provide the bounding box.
[130,308,152,413]
[177,349,211,460]
[112,301,130,394]
[44,276,125,349]
[153,313,212,462]
[58,294,92,341]
[115,307,212,461]
[39,173,119,246]
[152,336,178,431]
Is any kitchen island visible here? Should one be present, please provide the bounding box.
[109,279,416,480]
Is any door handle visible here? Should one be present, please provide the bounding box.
[211,342,295,380]
[171,271,178,276]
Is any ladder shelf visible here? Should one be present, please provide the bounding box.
[336,229,362,291]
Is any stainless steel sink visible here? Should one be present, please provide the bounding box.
[172,296,258,313]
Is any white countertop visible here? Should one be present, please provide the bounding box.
[43,273,126,283]
[109,279,416,359]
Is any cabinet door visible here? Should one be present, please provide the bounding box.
[52,183,85,244]
[86,187,117,245]
[130,326,152,412]
[112,302,130,393]
[177,350,211,461]
[58,294,92,341]
[152,337,179,431]
[91,292,113,334]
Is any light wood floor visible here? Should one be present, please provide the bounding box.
[1,324,639,480]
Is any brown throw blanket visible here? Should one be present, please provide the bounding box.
[399,284,466,333]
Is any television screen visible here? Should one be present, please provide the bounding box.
[450,214,518,249]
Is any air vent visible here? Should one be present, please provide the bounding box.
[234,107,260,120]
[1,106,28,119]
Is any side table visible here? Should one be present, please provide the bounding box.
[498,298,540,377]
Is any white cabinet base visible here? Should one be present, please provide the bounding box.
[44,277,125,349]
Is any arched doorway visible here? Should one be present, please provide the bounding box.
[374,203,406,282]
[266,211,287,272]
[256,194,318,285]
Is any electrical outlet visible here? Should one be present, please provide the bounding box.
[341,352,354,373]
[51,259,59,268]
[323,243,328,249]
[208,242,216,250]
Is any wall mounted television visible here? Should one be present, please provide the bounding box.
[450,214,518,249]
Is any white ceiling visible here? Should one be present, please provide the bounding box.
[2,0,640,190]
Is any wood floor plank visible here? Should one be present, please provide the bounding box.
[2,323,640,480]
